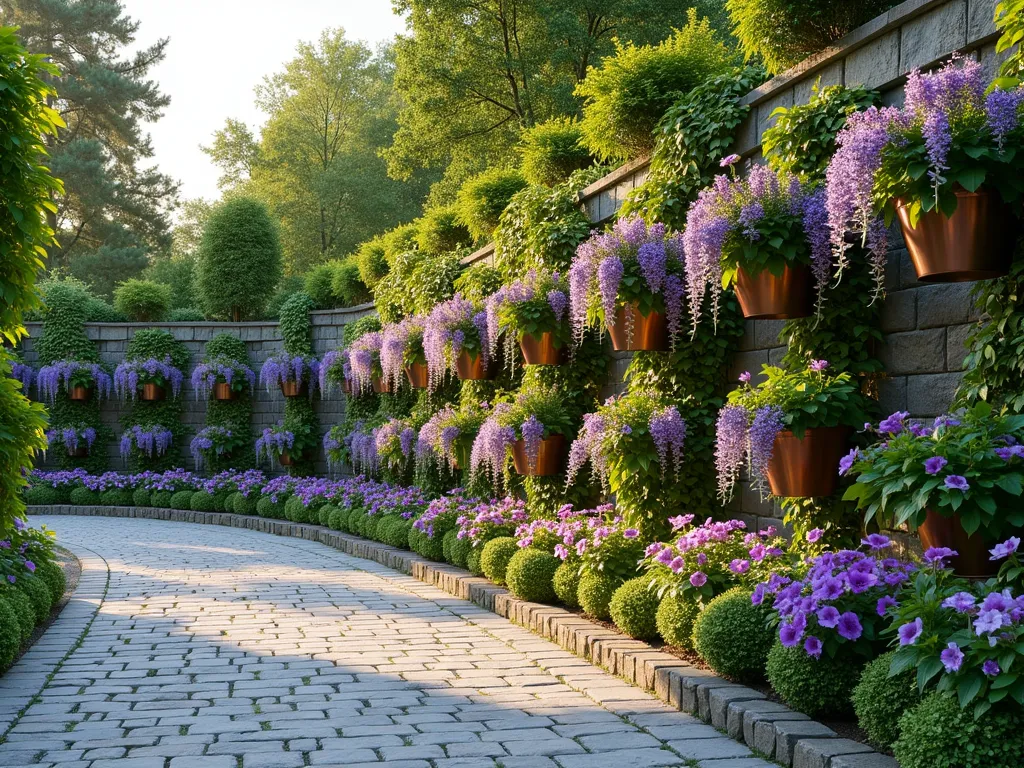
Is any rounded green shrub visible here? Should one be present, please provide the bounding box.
[23,484,60,506]
[553,561,581,609]
[382,517,413,548]
[656,593,701,649]
[224,492,241,513]
[455,168,528,241]
[505,549,560,603]
[167,307,205,322]
[190,491,222,512]
[316,503,335,527]
[362,514,381,541]
[169,490,194,510]
[85,297,128,322]
[609,578,660,641]
[305,261,341,309]
[284,496,305,522]
[196,196,283,321]
[893,693,1024,768]
[150,490,173,508]
[5,588,35,644]
[233,493,258,516]
[381,222,420,265]
[35,560,66,605]
[408,527,446,562]
[18,574,51,623]
[519,118,596,186]
[69,487,100,506]
[577,572,619,621]
[467,547,483,576]
[328,506,350,531]
[852,651,921,749]
[256,495,287,519]
[481,537,520,586]
[765,642,862,718]
[132,488,152,507]
[356,237,389,289]
[113,279,171,322]
[416,206,472,254]
[0,597,21,668]
[452,263,502,305]
[99,489,133,506]
[576,10,736,161]
[692,587,773,683]
[443,530,471,569]
[331,258,370,306]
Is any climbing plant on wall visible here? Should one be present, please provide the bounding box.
[278,292,321,477]
[196,333,255,472]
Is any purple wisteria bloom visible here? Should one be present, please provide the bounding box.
[37,360,113,403]
[120,426,174,462]
[114,357,183,400]
[648,406,686,480]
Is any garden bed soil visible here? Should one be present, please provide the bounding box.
[10,546,81,669]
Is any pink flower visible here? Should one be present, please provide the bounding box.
[689,571,708,587]
[720,154,741,167]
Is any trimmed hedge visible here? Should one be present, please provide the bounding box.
[765,643,862,719]
[505,549,560,603]
[692,588,773,683]
[609,578,660,641]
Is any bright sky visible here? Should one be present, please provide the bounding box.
[121,0,406,205]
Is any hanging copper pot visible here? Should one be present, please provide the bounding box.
[213,382,237,401]
[68,446,89,459]
[278,450,303,467]
[896,188,1019,282]
[511,434,566,476]
[606,303,669,352]
[140,383,166,401]
[734,264,814,320]
[405,362,429,389]
[917,510,1021,579]
[279,380,307,398]
[342,379,352,395]
[519,332,564,365]
[371,376,389,394]
[455,349,491,380]
[767,426,852,498]
[69,385,92,402]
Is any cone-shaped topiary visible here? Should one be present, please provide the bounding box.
[481,537,520,586]
[196,196,282,321]
[505,549,560,603]
[577,572,619,621]
[656,593,701,649]
[609,577,660,641]
[553,561,581,609]
[851,651,921,749]
[765,642,862,719]
[692,587,773,683]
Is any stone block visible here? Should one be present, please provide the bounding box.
[916,283,973,328]
[880,329,946,374]
[967,0,999,39]
[830,753,901,768]
[754,319,786,350]
[771,719,837,765]
[731,350,770,383]
[733,113,758,157]
[708,687,765,730]
[99,325,128,341]
[756,89,795,145]
[767,345,788,368]
[793,738,873,768]
[906,371,963,416]
[877,375,907,414]
[845,29,900,88]
[879,290,916,333]
[899,1,968,72]
[946,323,973,371]
[742,707,808,750]
[794,60,843,106]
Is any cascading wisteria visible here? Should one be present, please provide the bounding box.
[423,294,489,391]
[469,403,516,487]
[347,332,383,395]
[190,426,234,470]
[375,418,417,470]
[485,269,569,362]
[682,165,830,330]
[323,427,345,474]
[44,426,98,456]
[346,421,378,475]
[714,401,785,502]
[569,216,686,346]
[318,350,351,395]
[379,315,424,392]
[258,354,319,395]
[190,359,255,399]
[416,406,458,470]
[254,425,295,465]
[36,360,112,403]
[10,361,34,391]
[119,425,174,461]
[113,357,183,400]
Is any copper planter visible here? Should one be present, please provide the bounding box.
[279,380,307,398]
[734,264,814,320]
[917,510,1021,579]
[342,379,352,395]
[213,382,237,401]
[455,349,491,380]
[511,434,566,476]
[371,376,389,394]
[278,450,303,467]
[896,189,1019,282]
[607,304,669,352]
[140,383,166,401]
[519,332,564,365]
[69,385,92,402]
[405,362,429,389]
[767,426,852,498]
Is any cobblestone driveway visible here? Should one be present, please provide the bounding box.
[0,516,769,768]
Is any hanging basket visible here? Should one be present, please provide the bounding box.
[213,382,238,401]
[279,380,307,398]
[606,303,669,352]
[405,362,429,389]
[455,349,491,380]
[511,434,566,476]
[278,450,303,467]
[371,376,389,394]
[766,426,851,498]
[69,385,93,402]
[140,383,166,401]
[734,264,814,320]
[519,332,564,365]
[895,188,1019,282]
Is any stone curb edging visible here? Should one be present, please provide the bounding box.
[29,505,897,768]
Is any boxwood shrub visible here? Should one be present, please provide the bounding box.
[655,594,701,649]
[765,643,862,719]
[505,549,560,603]
[233,493,258,516]
[169,490,194,510]
[99,489,133,506]
[553,561,581,609]
[851,650,921,749]
[577,572,619,621]
[894,694,1024,768]
[0,597,21,668]
[480,537,520,586]
[609,578,660,641]
[132,489,152,507]
[69,487,100,506]
[692,587,773,683]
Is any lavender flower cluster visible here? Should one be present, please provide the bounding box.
[485,269,568,355]
[191,359,255,399]
[469,403,516,487]
[347,332,383,395]
[9,361,34,391]
[423,295,489,391]
[119,425,174,461]
[259,355,320,395]
[44,426,98,455]
[380,316,425,392]
[714,402,785,503]
[36,360,113,403]
[190,426,234,470]
[254,426,295,465]
[113,357,184,400]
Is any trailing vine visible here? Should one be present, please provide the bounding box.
[122,329,189,472]
[279,292,320,477]
[202,333,255,472]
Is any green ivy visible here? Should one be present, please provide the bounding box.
[278,292,319,476]
[279,292,315,356]
[203,333,255,472]
[122,329,189,472]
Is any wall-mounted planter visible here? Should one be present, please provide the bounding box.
[607,304,669,352]
[896,188,1018,282]
[734,264,813,320]
[916,510,1019,579]
[140,383,166,401]
[371,376,389,394]
[519,332,564,365]
[455,349,491,380]
[69,385,92,402]
[278,450,302,467]
[405,362,429,390]
[67,446,89,459]
[767,426,851,498]
[279,380,307,398]
[213,382,237,401]
[511,434,565,476]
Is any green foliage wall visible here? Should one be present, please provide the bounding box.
[279,293,319,476]
[203,334,255,472]
[122,330,189,472]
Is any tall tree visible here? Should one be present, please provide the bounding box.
[205,30,431,275]
[1,0,178,295]
[385,0,726,190]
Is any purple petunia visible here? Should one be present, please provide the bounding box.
[876,596,897,617]
[923,455,948,475]
[804,636,823,659]
[990,536,1020,561]
[944,475,969,492]
[898,617,924,645]
[982,660,1001,677]
[940,643,964,673]
[836,612,863,641]
[942,592,977,613]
